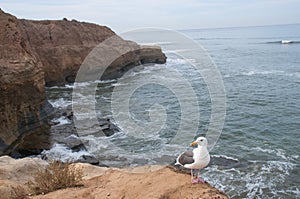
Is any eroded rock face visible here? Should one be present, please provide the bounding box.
[18,19,116,86]
[18,18,166,86]
[0,9,54,155]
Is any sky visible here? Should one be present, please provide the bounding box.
[0,0,300,33]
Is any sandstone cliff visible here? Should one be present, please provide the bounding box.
[0,9,166,155]
[18,18,166,86]
[0,9,53,156]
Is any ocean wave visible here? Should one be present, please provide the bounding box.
[204,158,297,198]
[211,154,239,162]
[167,58,188,65]
[241,145,297,161]
[48,98,72,108]
[139,41,173,46]
[194,37,235,40]
[46,84,74,89]
[265,40,300,44]
[40,143,91,162]
[241,70,284,76]
[46,80,116,89]
[72,80,116,88]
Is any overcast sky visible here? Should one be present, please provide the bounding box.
[0,0,299,33]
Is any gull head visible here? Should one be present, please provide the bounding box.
[190,137,208,147]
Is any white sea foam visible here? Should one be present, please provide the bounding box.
[167,58,188,65]
[65,134,79,139]
[249,146,294,161]
[211,154,239,162]
[49,98,72,108]
[40,143,91,162]
[112,82,128,87]
[51,116,72,126]
[46,84,74,89]
[72,80,116,88]
[204,158,296,198]
[139,41,173,46]
[281,40,293,44]
[241,70,284,76]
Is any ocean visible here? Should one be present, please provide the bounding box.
[46,24,300,198]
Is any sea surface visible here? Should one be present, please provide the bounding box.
[46,24,300,198]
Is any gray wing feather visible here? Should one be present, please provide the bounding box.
[176,150,194,165]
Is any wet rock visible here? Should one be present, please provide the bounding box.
[76,154,100,165]
[63,135,86,152]
[62,105,74,120]
[48,102,121,154]
[49,123,86,152]
[153,155,177,165]
[208,155,239,169]
[98,118,121,137]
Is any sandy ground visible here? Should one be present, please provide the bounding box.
[0,156,228,199]
[31,165,228,199]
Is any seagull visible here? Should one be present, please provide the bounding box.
[175,137,210,183]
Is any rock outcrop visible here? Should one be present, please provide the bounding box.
[0,9,54,156]
[18,18,166,86]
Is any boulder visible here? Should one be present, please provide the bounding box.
[0,156,48,198]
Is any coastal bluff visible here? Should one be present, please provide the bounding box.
[0,156,228,199]
[0,9,53,156]
[18,17,166,86]
[0,9,166,155]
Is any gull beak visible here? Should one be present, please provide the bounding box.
[190,141,197,147]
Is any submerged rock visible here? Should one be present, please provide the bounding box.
[75,154,100,165]
[45,106,121,164]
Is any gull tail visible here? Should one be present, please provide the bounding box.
[175,152,184,166]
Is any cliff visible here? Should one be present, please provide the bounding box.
[18,18,166,86]
[0,9,54,156]
[0,9,166,156]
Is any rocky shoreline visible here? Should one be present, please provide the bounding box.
[0,8,166,156]
[38,105,121,165]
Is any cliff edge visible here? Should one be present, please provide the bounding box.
[0,156,228,199]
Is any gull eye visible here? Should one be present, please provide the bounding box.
[200,139,203,142]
